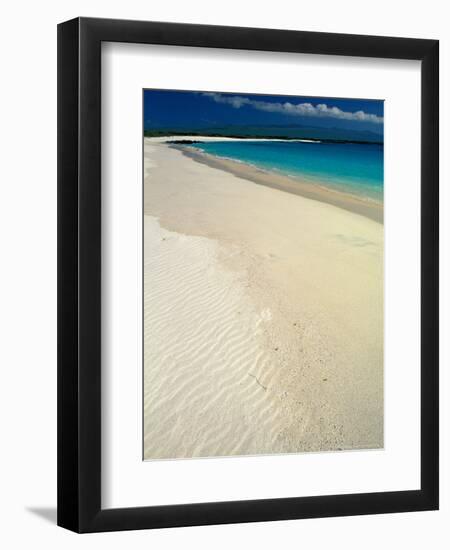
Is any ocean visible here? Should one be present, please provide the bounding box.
[188,140,383,202]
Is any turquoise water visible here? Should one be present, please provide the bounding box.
[190,140,383,202]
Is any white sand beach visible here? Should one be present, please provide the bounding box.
[146,135,321,143]
[143,138,383,460]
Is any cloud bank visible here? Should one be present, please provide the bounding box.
[202,92,383,124]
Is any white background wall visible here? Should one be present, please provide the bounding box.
[0,0,448,547]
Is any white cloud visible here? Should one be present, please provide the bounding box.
[202,92,383,124]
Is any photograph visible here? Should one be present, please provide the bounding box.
[143,89,384,460]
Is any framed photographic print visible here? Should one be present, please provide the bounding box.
[57,17,439,532]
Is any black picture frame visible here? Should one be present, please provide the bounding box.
[57,17,439,533]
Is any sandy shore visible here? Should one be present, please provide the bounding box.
[179,146,383,223]
[145,135,320,143]
[143,138,383,460]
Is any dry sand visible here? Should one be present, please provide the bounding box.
[143,138,383,460]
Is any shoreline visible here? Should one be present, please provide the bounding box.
[172,144,383,224]
[146,135,321,143]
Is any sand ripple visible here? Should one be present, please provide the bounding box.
[143,216,283,459]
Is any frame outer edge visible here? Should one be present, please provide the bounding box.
[420,40,439,509]
[57,17,81,532]
[57,17,440,533]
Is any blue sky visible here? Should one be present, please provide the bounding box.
[143,90,384,135]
